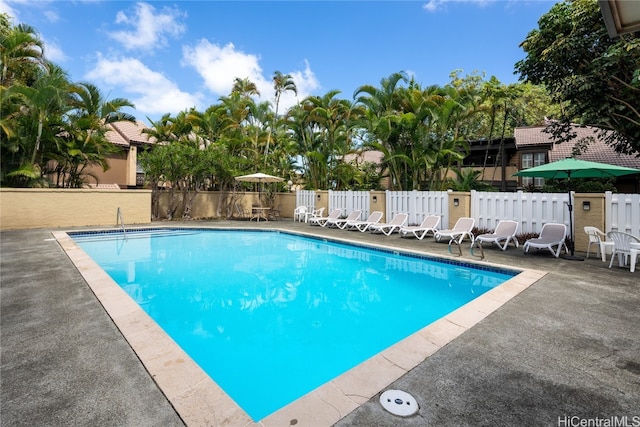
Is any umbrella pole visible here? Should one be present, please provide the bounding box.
[562,176,584,261]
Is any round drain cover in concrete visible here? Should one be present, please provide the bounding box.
[379,389,419,417]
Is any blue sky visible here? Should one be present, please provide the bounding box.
[2,0,557,125]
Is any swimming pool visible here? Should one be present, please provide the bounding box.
[69,228,517,421]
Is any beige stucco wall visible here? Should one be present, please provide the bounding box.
[314,191,329,213]
[0,188,151,230]
[277,193,296,218]
[155,191,298,220]
[84,153,128,188]
[447,191,471,229]
[370,191,387,221]
[0,189,298,230]
[573,193,606,253]
[82,146,138,188]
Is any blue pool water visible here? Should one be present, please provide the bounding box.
[72,228,516,421]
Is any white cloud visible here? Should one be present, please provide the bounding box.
[2,0,67,23]
[423,0,444,12]
[0,0,19,19]
[43,39,66,63]
[108,2,186,51]
[279,60,319,110]
[423,0,494,13]
[43,9,59,23]
[182,39,268,96]
[85,54,203,116]
[182,40,320,110]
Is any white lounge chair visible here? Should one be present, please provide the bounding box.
[434,217,475,245]
[523,223,567,258]
[470,220,519,259]
[369,213,409,236]
[584,226,614,262]
[345,211,384,232]
[399,215,441,240]
[607,231,640,272]
[326,210,362,229]
[308,208,341,227]
[474,220,519,251]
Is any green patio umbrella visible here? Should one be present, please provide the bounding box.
[513,157,640,259]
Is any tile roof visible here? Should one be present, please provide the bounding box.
[514,126,640,169]
[104,121,156,148]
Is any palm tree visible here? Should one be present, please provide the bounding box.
[296,90,361,189]
[0,20,46,87]
[7,62,71,186]
[69,82,135,128]
[265,71,296,162]
[231,77,260,99]
[354,72,410,190]
[354,71,408,116]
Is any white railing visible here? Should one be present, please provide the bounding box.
[329,190,370,218]
[606,192,640,236]
[387,190,449,227]
[471,190,570,234]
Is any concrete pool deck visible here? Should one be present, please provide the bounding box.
[2,220,639,426]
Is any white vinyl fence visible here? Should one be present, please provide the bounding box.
[296,190,316,211]
[471,190,570,234]
[606,192,640,236]
[329,190,370,218]
[386,191,449,227]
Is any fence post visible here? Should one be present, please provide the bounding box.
[316,190,329,213]
[447,190,471,229]
[370,190,387,221]
[574,193,607,253]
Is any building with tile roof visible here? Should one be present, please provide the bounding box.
[514,126,640,168]
[512,125,640,193]
[85,121,156,188]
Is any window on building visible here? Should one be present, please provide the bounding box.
[521,152,546,188]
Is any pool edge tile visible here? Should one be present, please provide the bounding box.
[172,377,253,427]
[260,381,360,427]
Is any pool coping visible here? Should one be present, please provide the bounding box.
[53,226,546,427]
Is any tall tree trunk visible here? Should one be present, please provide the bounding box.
[31,119,43,164]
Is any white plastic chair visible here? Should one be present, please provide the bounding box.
[293,206,308,222]
[305,207,324,223]
[523,223,567,258]
[607,231,640,272]
[584,226,614,262]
